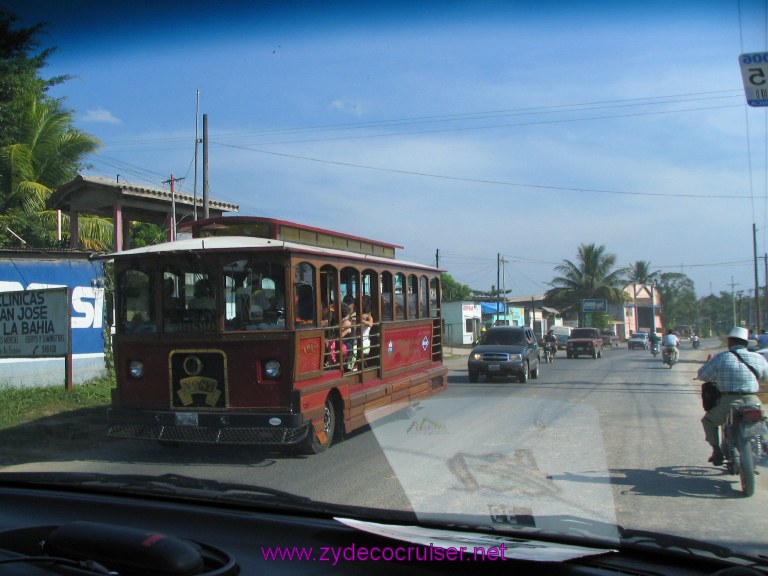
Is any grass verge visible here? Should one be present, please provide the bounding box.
[0,378,114,466]
[0,377,113,429]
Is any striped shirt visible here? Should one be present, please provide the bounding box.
[697,346,768,393]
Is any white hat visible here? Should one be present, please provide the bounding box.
[728,326,749,342]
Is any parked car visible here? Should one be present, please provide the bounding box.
[468,326,540,383]
[628,332,650,349]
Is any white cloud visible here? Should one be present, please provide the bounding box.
[80,108,122,124]
[330,99,366,116]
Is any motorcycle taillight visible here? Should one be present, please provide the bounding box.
[739,407,764,422]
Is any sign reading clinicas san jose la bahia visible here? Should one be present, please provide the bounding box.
[0,288,70,358]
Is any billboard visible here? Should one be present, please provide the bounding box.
[0,288,70,358]
[582,299,607,313]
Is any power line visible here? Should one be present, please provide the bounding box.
[212,142,755,200]
[96,90,744,150]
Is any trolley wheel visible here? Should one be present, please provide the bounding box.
[303,396,337,454]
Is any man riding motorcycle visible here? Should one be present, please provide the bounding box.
[697,326,768,465]
[661,329,679,363]
[649,331,661,354]
[543,329,558,360]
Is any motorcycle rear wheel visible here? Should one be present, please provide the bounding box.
[739,438,756,497]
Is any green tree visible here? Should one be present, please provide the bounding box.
[0,8,69,150]
[130,222,166,248]
[441,273,473,302]
[1,98,110,250]
[697,291,734,336]
[545,243,628,326]
[656,272,696,328]
[627,260,659,285]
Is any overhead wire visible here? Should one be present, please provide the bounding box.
[212,141,754,200]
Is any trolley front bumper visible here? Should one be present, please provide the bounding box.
[108,408,309,446]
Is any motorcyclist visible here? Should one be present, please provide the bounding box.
[697,326,768,465]
[543,329,558,359]
[661,328,679,362]
[649,330,661,353]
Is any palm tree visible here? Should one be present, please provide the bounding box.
[545,243,628,326]
[627,260,659,285]
[626,260,660,333]
[1,98,111,249]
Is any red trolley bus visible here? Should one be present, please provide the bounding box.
[105,216,448,452]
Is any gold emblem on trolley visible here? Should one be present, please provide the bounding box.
[182,355,204,376]
[169,349,228,410]
[177,375,221,406]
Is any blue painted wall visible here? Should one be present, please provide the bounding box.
[0,253,107,386]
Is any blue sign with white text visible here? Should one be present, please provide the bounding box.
[0,257,106,356]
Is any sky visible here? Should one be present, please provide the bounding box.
[6,0,768,301]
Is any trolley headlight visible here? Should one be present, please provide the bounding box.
[264,360,281,379]
[128,360,144,379]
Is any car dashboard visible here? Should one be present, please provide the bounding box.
[0,483,763,576]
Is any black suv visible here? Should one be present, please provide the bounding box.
[467,326,540,383]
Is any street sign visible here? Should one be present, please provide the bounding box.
[0,287,70,358]
[739,52,768,106]
[582,299,607,313]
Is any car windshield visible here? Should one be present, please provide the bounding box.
[569,329,595,339]
[2,0,768,572]
[482,330,524,346]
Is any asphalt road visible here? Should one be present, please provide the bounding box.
[5,338,767,557]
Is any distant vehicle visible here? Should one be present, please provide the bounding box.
[468,326,540,383]
[628,332,650,349]
[601,330,620,347]
[565,327,603,359]
[550,325,572,350]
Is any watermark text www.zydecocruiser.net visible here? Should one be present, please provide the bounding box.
[262,543,508,565]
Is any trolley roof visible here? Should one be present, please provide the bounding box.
[178,216,403,259]
[102,230,441,273]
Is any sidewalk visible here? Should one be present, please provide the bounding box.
[442,346,470,370]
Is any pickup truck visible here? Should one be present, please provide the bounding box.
[565,327,604,359]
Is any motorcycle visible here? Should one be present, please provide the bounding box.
[662,346,677,368]
[543,341,556,363]
[650,342,659,357]
[692,335,700,349]
[719,403,767,497]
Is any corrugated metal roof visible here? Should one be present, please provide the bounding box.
[50,175,239,212]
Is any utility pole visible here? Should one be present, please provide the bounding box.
[754,223,761,330]
[193,89,200,221]
[729,276,739,327]
[496,254,507,319]
[203,113,209,219]
[170,174,176,241]
[162,175,184,241]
